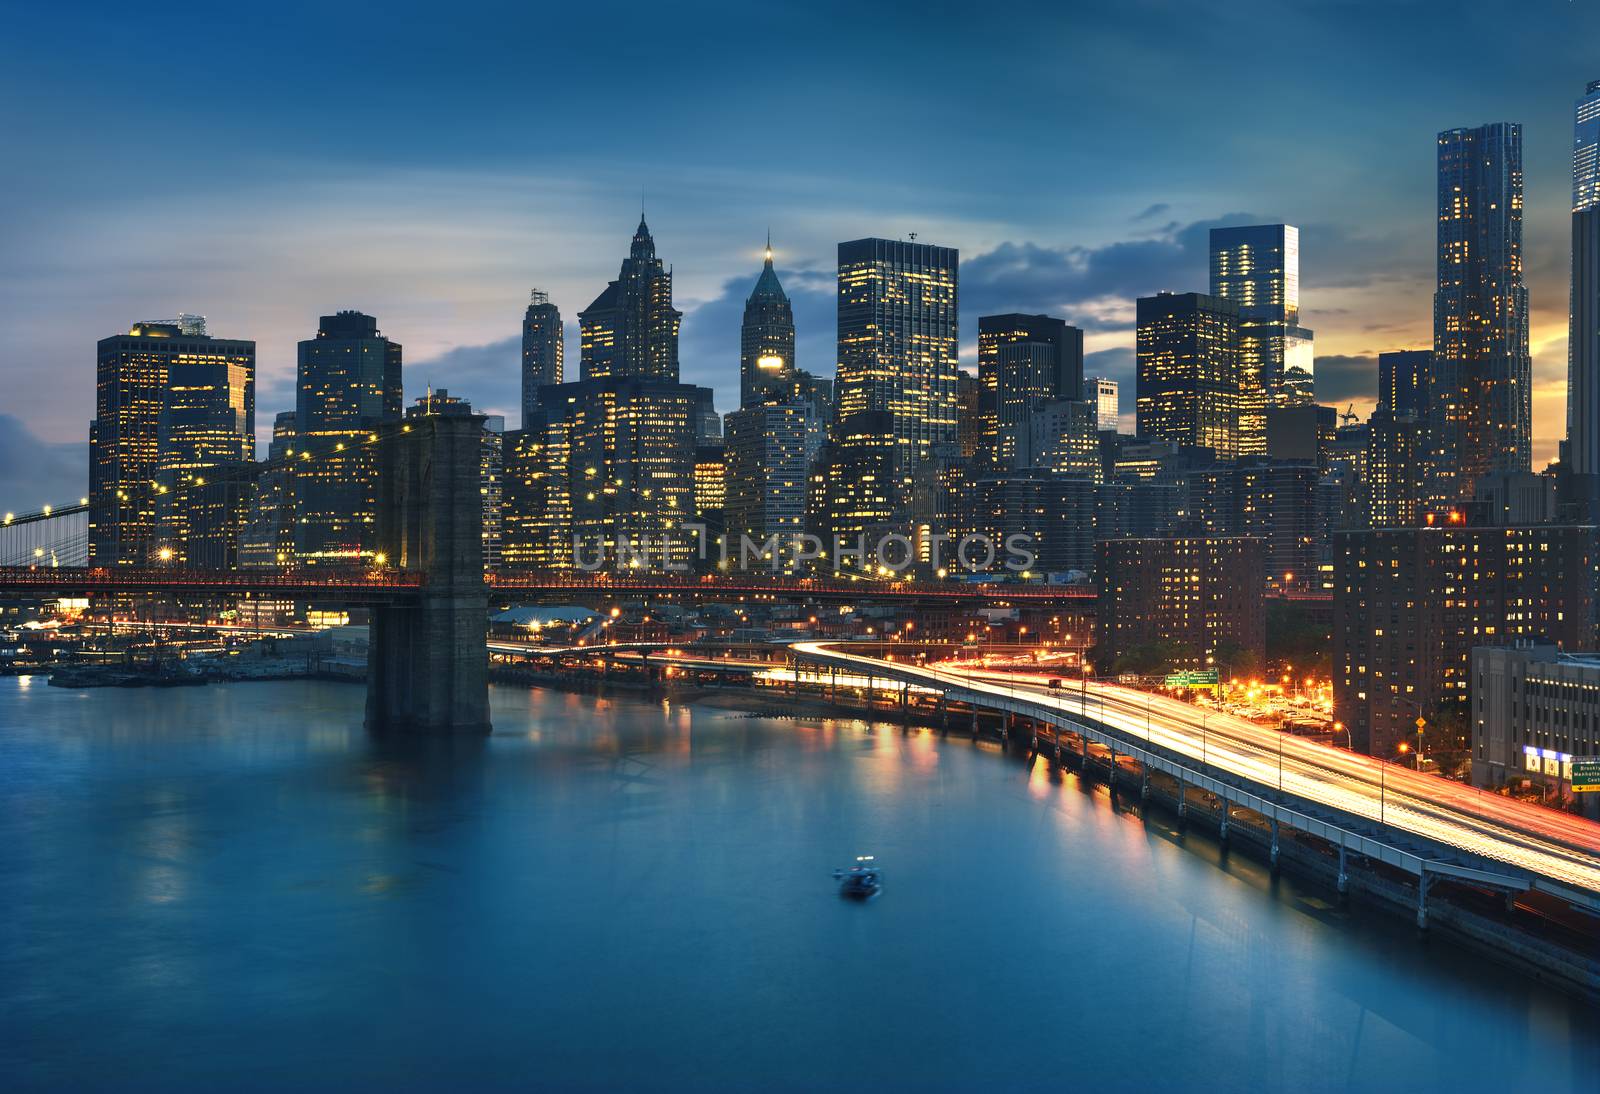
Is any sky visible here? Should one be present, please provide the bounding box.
[2,0,1599,512]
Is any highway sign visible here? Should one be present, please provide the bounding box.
[1164,670,1220,688]
[1415,717,1426,730]
[1572,758,1600,794]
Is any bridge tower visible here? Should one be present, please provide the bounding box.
[366,412,491,733]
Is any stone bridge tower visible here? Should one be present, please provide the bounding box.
[366,411,491,733]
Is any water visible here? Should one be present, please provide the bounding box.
[1,675,1595,1092]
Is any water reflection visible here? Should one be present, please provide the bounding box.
[0,677,1595,1092]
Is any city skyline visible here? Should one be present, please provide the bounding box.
[5,3,1600,510]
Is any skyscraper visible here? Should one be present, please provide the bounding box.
[1135,292,1242,459]
[1568,81,1600,492]
[740,236,798,408]
[1428,123,1532,506]
[89,319,255,567]
[725,401,821,569]
[1210,224,1314,456]
[1378,349,1431,418]
[1089,376,1120,432]
[293,310,402,566]
[521,289,563,427]
[578,216,682,381]
[834,238,959,457]
[977,313,1084,468]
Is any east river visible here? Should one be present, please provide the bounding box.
[2,676,1596,1092]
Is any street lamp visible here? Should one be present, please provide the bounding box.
[1334,720,1351,750]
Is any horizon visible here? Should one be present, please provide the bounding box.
[4,0,1600,508]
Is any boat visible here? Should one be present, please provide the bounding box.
[833,855,882,899]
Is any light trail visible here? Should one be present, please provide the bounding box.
[792,642,1600,901]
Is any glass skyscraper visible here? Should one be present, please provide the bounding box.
[1428,123,1531,506]
[1209,224,1314,456]
[1568,81,1600,487]
[89,319,255,567]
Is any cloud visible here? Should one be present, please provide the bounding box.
[1312,354,1378,407]
[1133,203,1171,222]
[407,334,526,428]
[0,415,85,513]
[958,214,1264,331]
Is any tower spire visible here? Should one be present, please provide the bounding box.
[765,228,773,265]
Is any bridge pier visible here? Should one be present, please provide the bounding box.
[1416,871,1432,931]
[366,412,491,734]
[1337,843,1349,896]
[1217,798,1230,843]
[1269,819,1280,871]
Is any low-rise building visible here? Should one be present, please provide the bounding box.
[1471,644,1600,818]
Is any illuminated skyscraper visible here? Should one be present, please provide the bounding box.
[740,236,798,408]
[521,289,563,427]
[89,319,255,567]
[1427,123,1531,505]
[578,216,682,381]
[1135,292,1242,459]
[834,238,959,457]
[1568,80,1600,489]
[976,313,1083,468]
[1089,376,1120,432]
[293,310,402,566]
[1210,224,1314,456]
[725,401,821,570]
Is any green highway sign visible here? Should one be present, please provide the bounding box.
[1164,670,1220,688]
[1572,759,1600,793]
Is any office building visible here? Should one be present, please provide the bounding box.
[1332,522,1594,758]
[90,318,255,567]
[834,237,959,461]
[1427,123,1532,506]
[807,411,899,575]
[725,402,822,570]
[293,310,402,566]
[1569,81,1600,503]
[1379,349,1431,419]
[520,289,564,427]
[502,414,571,571]
[740,237,798,408]
[1366,410,1424,527]
[1471,644,1600,816]
[578,216,682,381]
[1135,292,1242,459]
[966,470,1096,576]
[1012,399,1101,481]
[977,313,1083,467]
[1210,224,1315,455]
[1097,537,1266,672]
[238,412,298,570]
[1089,376,1119,432]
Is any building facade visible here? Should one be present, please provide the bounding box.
[293,310,403,566]
[520,289,564,427]
[1135,292,1242,459]
[1096,536,1266,672]
[578,216,682,381]
[977,313,1083,468]
[1569,81,1600,501]
[834,237,959,461]
[89,318,255,567]
[1333,522,1595,759]
[1210,224,1314,455]
[740,238,798,409]
[1089,376,1119,432]
[1471,644,1600,816]
[1428,123,1532,506]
